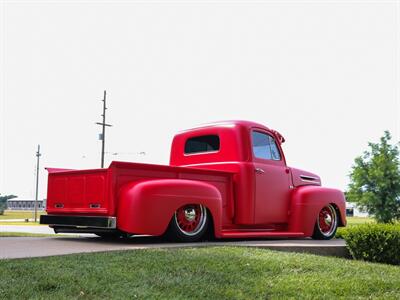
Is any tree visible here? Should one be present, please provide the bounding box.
[347,131,400,223]
[0,194,17,215]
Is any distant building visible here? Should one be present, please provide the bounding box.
[346,202,369,217]
[7,199,46,211]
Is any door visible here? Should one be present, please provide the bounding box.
[251,130,291,224]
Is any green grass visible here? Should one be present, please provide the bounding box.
[346,216,375,225]
[0,247,399,299]
[0,221,43,226]
[0,210,46,225]
[0,232,56,237]
[0,210,46,220]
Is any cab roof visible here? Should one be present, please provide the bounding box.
[180,120,271,132]
[180,120,285,144]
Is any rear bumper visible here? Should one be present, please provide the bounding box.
[40,215,117,229]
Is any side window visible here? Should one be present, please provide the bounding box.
[269,137,281,160]
[252,131,281,161]
[185,135,220,154]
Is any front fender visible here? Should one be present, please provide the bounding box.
[289,186,346,236]
[117,179,223,236]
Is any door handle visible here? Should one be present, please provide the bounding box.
[255,168,265,174]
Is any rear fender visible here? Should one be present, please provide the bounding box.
[289,186,347,236]
[117,179,223,237]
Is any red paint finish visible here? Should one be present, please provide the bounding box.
[43,120,346,239]
[47,169,110,215]
[288,185,346,236]
[253,161,291,225]
[117,178,224,236]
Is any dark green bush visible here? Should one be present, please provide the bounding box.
[342,223,400,265]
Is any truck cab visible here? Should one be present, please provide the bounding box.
[41,120,346,241]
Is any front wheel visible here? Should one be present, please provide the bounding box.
[166,204,209,242]
[312,204,338,240]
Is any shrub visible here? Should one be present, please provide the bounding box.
[335,227,347,239]
[342,223,400,265]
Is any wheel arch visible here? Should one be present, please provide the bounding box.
[289,186,347,236]
[116,179,223,237]
[329,202,346,227]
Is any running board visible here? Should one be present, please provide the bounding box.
[220,231,305,238]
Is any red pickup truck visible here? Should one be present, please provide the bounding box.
[41,120,346,241]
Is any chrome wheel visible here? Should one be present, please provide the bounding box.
[317,204,338,238]
[174,204,207,237]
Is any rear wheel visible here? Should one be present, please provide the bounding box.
[312,204,338,240]
[166,204,209,242]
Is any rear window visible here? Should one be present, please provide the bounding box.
[185,135,220,154]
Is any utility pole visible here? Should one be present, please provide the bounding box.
[96,90,112,168]
[34,144,41,223]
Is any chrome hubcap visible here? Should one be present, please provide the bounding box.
[175,204,207,237]
[184,208,196,222]
[317,205,338,237]
[324,214,332,226]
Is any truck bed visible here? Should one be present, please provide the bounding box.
[46,161,235,222]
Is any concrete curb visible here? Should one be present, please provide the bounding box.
[0,236,348,259]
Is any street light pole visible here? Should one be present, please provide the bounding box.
[96,91,112,168]
[34,144,41,223]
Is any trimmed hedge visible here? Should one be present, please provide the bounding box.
[341,223,400,265]
[335,227,347,239]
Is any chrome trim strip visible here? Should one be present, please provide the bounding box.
[300,175,319,181]
[183,150,220,157]
[301,179,321,184]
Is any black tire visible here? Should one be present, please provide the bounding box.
[166,204,209,242]
[312,204,338,240]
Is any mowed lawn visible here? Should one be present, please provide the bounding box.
[0,247,399,299]
[346,216,375,225]
[0,210,46,220]
[0,232,56,237]
[0,210,46,225]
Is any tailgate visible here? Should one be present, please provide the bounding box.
[46,169,110,215]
